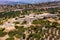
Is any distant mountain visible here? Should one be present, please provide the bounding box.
[0,1,16,4]
[0,1,29,5]
[0,0,60,5]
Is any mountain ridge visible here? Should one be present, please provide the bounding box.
[0,1,60,5]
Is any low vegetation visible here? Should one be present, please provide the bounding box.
[0,7,60,40]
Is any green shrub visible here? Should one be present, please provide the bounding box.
[8,30,17,37]
[6,37,14,40]
[0,31,7,37]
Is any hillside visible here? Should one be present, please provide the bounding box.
[0,1,60,40]
[0,1,60,12]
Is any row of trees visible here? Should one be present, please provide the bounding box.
[0,7,60,20]
[0,21,60,40]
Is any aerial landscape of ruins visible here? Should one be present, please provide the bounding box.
[0,0,60,40]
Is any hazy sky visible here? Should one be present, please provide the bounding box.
[1,0,60,3]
